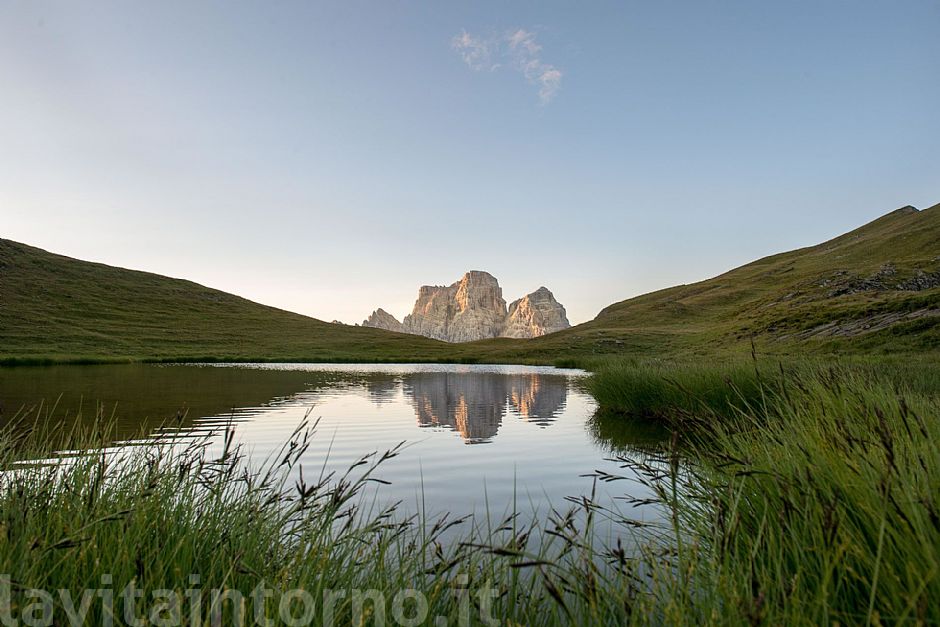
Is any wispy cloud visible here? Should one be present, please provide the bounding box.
[452,28,563,104]
[451,30,497,72]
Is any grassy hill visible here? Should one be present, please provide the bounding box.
[2,202,938,365]
[0,239,463,363]
[506,202,940,360]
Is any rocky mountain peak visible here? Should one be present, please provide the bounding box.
[503,287,570,339]
[454,271,503,313]
[364,272,570,343]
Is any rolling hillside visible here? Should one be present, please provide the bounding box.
[507,202,940,359]
[2,202,938,365]
[0,239,459,363]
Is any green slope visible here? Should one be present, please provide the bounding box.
[0,239,461,363]
[2,202,938,365]
[508,202,940,359]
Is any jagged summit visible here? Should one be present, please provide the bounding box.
[504,286,570,339]
[363,272,570,343]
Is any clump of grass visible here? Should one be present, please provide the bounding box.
[585,358,776,420]
[595,364,940,624]
[586,354,940,421]
[723,370,939,624]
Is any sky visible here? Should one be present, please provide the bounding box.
[2,1,938,325]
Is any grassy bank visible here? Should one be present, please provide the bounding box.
[664,368,940,624]
[585,357,940,623]
[1,360,937,624]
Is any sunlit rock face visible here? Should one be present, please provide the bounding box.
[405,271,507,343]
[400,285,459,341]
[503,287,571,339]
[362,308,404,333]
[366,271,570,343]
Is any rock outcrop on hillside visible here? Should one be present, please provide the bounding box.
[362,271,570,343]
[362,308,404,333]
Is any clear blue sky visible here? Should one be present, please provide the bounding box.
[2,1,938,324]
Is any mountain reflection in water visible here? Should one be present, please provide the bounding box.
[399,372,566,443]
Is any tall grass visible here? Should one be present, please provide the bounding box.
[585,357,940,624]
[586,357,776,419]
[587,354,940,420]
[1,359,938,624]
[0,406,648,625]
[693,371,940,624]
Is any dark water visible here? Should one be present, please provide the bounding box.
[0,363,667,530]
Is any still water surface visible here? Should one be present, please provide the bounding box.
[0,363,667,531]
